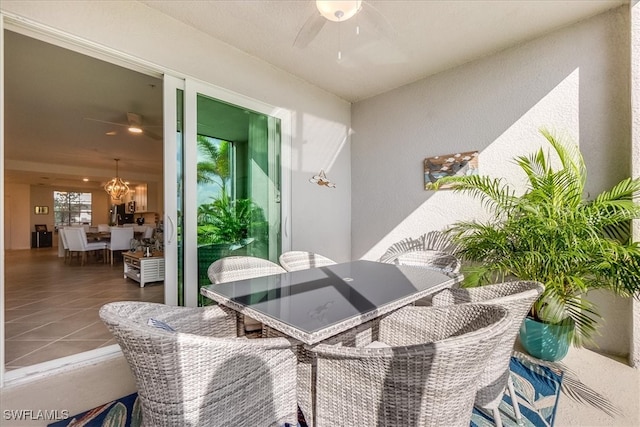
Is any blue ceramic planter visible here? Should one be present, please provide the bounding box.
[519,317,571,362]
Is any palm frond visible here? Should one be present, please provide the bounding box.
[440,129,640,347]
[431,174,517,214]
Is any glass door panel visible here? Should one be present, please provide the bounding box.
[182,79,291,307]
[193,95,282,306]
[162,75,184,306]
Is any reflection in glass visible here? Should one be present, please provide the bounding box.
[196,95,281,305]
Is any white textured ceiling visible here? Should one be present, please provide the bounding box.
[3,0,628,189]
[141,0,627,102]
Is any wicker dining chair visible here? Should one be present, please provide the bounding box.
[391,249,461,274]
[304,303,511,427]
[207,256,287,333]
[383,249,462,306]
[431,281,545,427]
[99,301,298,427]
[278,251,337,272]
[378,230,459,264]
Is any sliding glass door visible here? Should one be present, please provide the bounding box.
[180,80,290,306]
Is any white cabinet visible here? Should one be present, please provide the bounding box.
[123,251,164,287]
[133,184,148,212]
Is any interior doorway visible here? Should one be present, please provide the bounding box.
[2,28,165,372]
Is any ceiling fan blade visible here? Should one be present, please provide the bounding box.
[359,1,396,41]
[84,117,128,127]
[294,13,326,48]
[144,129,163,141]
[127,112,143,127]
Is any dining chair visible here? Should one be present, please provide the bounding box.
[391,249,461,274]
[431,281,545,427]
[304,303,511,427]
[384,249,462,306]
[99,301,298,427]
[63,227,107,266]
[278,250,337,272]
[208,256,286,333]
[58,228,71,263]
[378,230,459,264]
[107,226,134,265]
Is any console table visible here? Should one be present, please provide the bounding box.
[123,251,165,288]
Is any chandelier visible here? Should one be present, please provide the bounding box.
[104,158,130,201]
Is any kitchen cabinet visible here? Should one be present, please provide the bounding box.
[133,184,148,212]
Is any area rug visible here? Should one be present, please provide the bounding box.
[48,352,562,427]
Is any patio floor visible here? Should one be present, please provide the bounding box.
[0,342,638,426]
[527,345,639,426]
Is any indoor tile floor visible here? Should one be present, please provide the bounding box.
[4,246,164,370]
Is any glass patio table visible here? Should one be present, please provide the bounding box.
[200,260,461,345]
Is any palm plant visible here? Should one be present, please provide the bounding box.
[197,193,266,245]
[197,135,230,191]
[431,129,640,346]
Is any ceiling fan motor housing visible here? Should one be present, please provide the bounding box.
[316,1,362,22]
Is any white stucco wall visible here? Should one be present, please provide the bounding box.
[0,0,352,263]
[631,0,640,368]
[352,6,632,356]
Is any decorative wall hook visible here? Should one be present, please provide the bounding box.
[309,169,336,188]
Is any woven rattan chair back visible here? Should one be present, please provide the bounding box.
[307,303,511,427]
[207,256,285,284]
[392,249,461,274]
[378,230,459,264]
[431,280,545,427]
[99,301,298,427]
[207,256,286,333]
[279,251,337,272]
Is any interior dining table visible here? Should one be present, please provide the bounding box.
[200,259,462,345]
[85,231,111,242]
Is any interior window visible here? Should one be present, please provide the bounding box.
[53,191,92,228]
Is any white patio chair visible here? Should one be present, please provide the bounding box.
[304,303,511,427]
[431,281,545,427]
[106,226,134,265]
[63,227,107,266]
[278,250,337,272]
[99,301,297,427]
[207,256,286,333]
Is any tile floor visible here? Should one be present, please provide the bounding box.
[4,247,164,370]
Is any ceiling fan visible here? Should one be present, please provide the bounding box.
[294,0,394,50]
[84,112,162,141]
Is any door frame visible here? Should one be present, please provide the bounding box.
[0,12,291,386]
